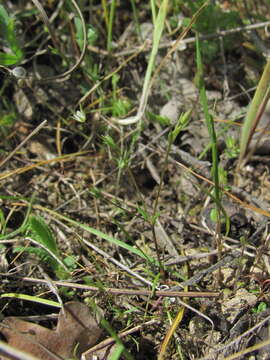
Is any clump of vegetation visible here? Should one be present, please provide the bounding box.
[0,1,270,359]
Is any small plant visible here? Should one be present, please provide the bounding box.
[72,105,87,123]
[104,74,132,117]
[13,215,76,279]
[74,16,98,50]
[251,301,268,314]
[225,135,240,159]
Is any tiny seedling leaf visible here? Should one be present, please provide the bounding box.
[169,109,192,143]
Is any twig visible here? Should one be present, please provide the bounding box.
[19,276,219,298]
[114,21,270,57]
[165,249,219,266]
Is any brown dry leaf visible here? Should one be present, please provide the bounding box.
[0,301,102,360]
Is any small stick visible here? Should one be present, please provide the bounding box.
[20,276,219,298]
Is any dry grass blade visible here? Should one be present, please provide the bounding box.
[82,319,158,359]
[158,304,186,360]
[0,151,88,181]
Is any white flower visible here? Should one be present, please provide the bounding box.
[72,109,86,123]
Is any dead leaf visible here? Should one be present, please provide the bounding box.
[0,301,102,360]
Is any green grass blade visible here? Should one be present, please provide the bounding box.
[108,343,125,360]
[107,0,116,52]
[138,0,168,123]
[0,5,9,24]
[0,293,61,307]
[239,58,270,165]
[34,205,157,265]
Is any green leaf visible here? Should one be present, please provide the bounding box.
[109,343,125,360]
[6,20,23,58]
[252,301,268,313]
[169,110,192,143]
[102,135,118,150]
[75,17,98,49]
[146,111,171,126]
[0,52,20,65]
[0,5,23,65]
[0,293,61,307]
[63,255,77,270]
[0,5,10,28]
[28,215,58,256]
[137,206,150,222]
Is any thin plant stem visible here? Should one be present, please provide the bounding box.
[195,32,223,264]
[130,0,142,40]
[107,0,116,52]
